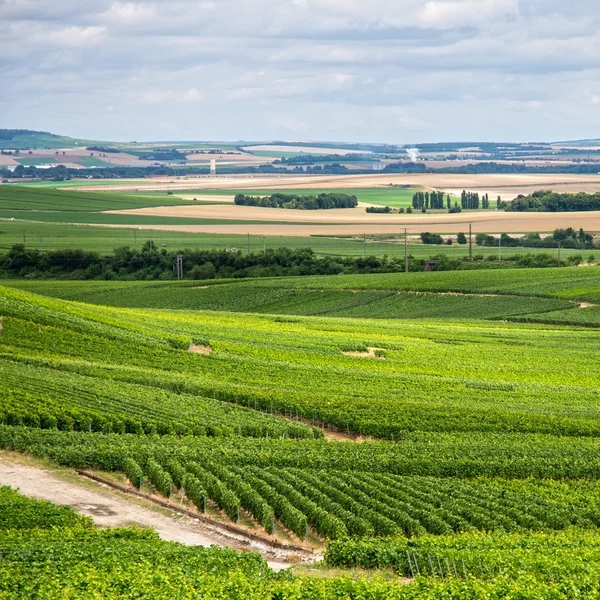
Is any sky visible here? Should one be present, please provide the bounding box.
[1,0,600,144]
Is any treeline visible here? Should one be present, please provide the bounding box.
[419,228,596,250]
[234,193,358,210]
[365,206,391,213]
[1,243,587,281]
[7,161,600,183]
[508,190,600,212]
[0,244,436,280]
[86,146,121,153]
[412,191,450,210]
[476,229,595,250]
[273,154,372,165]
[460,191,493,209]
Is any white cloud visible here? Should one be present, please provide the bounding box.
[3,0,600,142]
[419,0,519,29]
[26,25,107,48]
[102,2,156,23]
[141,88,204,104]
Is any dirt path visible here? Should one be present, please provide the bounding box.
[0,458,296,570]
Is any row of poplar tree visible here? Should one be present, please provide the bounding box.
[413,190,502,211]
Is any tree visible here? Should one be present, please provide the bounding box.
[457,232,467,244]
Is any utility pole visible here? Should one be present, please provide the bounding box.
[176,255,183,280]
[557,241,561,267]
[404,229,408,273]
[469,223,472,260]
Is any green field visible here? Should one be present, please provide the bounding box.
[5,276,574,320]
[75,156,113,168]
[0,185,195,212]
[4,267,600,595]
[0,130,105,150]
[14,158,59,167]
[195,187,421,207]
[9,264,597,305]
[1,219,583,262]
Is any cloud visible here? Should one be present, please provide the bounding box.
[2,0,600,142]
[101,2,156,23]
[141,88,204,104]
[23,25,107,47]
[419,0,519,29]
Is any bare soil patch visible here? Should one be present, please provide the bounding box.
[579,302,597,308]
[189,344,212,355]
[342,347,385,359]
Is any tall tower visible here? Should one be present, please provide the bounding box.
[210,158,216,177]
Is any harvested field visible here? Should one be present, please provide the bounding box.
[242,145,372,155]
[104,204,600,234]
[67,173,600,200]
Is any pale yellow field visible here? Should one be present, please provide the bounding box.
[103,207,600,235]
[242,145,372,155]
[71,172,600,200]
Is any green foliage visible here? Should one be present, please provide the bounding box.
[181,473,208,512]
[509,190,600,212]
[0,485,91,530]
[0,185,193,212]
[146,459,173,497]
[234,192,358,209]
[124,458,143,489]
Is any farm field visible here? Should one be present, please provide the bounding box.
[8,265,599,304]
[3,265,600,594]
[7,487,600,597]
[0,218,588,260]
[3,276,576,319]
[187,187,418,207]
[15,171,600,198]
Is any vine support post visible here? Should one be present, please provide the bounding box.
[404,229,408,273]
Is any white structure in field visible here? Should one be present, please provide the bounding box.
[210,158,216,176]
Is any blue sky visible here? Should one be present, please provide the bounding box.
[1,0,599,143]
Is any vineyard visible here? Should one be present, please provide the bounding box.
[7,265,599,322]
[3,269,600,596]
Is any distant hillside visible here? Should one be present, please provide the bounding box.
[0,129,108,150]
[552,138,600,147]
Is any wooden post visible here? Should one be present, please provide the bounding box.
[469,223,472,260]
[404,229,408,272]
